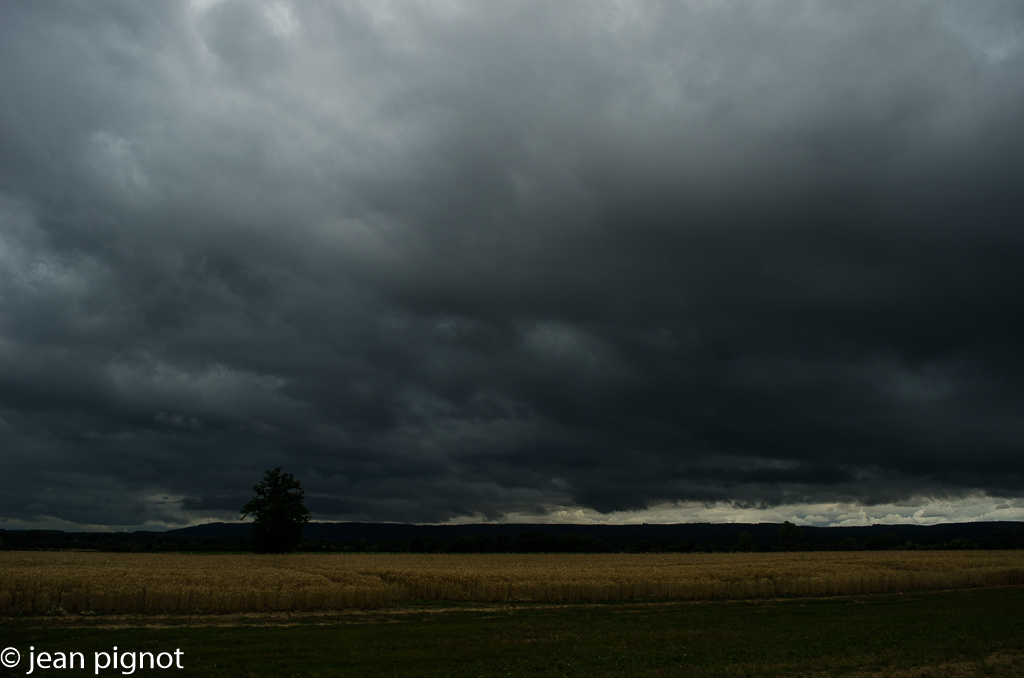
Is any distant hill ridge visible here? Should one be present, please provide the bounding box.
[4,520,1023,552]
[167,520,1023,546]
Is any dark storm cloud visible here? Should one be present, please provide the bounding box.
[1,1,1023,528]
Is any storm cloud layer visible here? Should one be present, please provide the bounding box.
[2,1,1023,528]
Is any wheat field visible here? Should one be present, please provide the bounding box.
[2,550,1023,615]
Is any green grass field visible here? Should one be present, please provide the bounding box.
[3,586,1024,677]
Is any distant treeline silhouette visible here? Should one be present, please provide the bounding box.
[3,521,1023,553]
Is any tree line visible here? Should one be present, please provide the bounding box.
[295,521,1024,554]
[4,521,1024,553]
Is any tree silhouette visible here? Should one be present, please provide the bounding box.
[777,520,803,551]
[241,467,311,553]
[734,531,756,552]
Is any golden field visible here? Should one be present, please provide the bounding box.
[2,550,1023,615]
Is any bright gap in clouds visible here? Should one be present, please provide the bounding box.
[451,496,1024,528]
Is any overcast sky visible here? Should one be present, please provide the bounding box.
[2,1,1024,531]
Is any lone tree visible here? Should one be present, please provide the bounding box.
[241,467,311,553]
[777,520,804,551]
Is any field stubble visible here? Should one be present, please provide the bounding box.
[2,550,1023,615]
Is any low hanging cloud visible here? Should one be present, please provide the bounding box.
[1,1,1023,529]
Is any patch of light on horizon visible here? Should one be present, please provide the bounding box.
[448,496,1024,527]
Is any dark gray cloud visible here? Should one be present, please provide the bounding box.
[2,1,1024,528]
